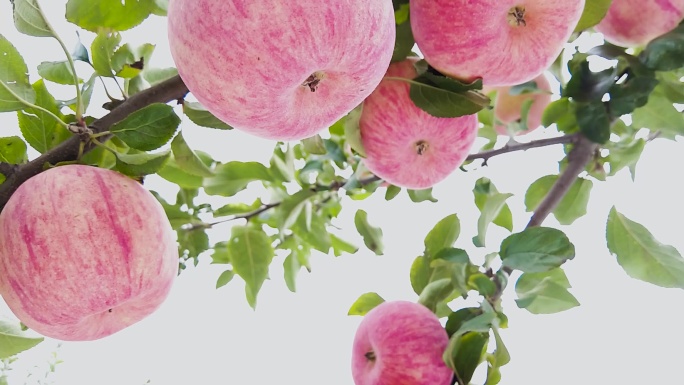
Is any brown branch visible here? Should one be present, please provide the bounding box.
[0,163,18,177]
[526,134,598,227]
[0,75,189,213]
[492,134,599,292]
[466,132,581,165]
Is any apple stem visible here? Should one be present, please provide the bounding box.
[415,140,429,155]
[302,73,323,92]
[507,6,527,27]
[364,351,376,362]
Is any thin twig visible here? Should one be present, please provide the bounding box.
[466,133,581,165]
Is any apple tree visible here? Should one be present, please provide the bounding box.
[2,0,684,384]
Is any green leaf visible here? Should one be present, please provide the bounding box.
[542,98,572,128]
[354,209,384,255]
[157,156,204,189]
[216,269,235,289]
[445,308,482,337]
[606,207,684,288]
[347,292,385,316]
[391,12,415,63]
[424,214,460,258]
[384,185,401,200]
[410,255,431,295]
[408,188,438,203]
[444,332,489,385]
[144,67,178,86]
[291,211,332,254]
[640,23,684,71]
[515,269,580,314]
[0,318,44,359]
[182,101,232,130]
[37,61,79,85]
[214,199,263,218]
[17,79,68,153]
[473,178,513,247]
[631,85,684,139]
[277,189,316,234]
[576,101,610,144]
[66,0,155,32]
[0,34,36,112]
[607,138,645,180]
[12,0,53,37]
[203,161,272,197]
[468,273,497,297]
[270,144,295,183]
[301,134,327,155]
[525,175,593,225]
[178,227,209,262]
[608,76,659,117]
[563,60,616,103]
[114,150,171,177]
[170,131,215,177]
[430,248,471,296]
[110,103,180,151]
[409,76,490,118]
[283,253,301,292]
[500,227,575,272]
[228,225,275,309]
[491,327,511,367]
[573,0,613,32]
[330,233,359,256]
[91,30,121,77]
[0,137,28,165]
[71,32,90,63]
[417,278,454,313]
[343,105,366,157]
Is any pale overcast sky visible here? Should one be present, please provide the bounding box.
[2,2,684,385]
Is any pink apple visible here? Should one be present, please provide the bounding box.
[0,165,178,341]
[493,73,552,136]
[594,0,684,47]
[410,0,585,86]
[167,0,396,141]
[351,300,453,385]
[358,58,478,189]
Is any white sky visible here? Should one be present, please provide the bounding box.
[2,2,684,385]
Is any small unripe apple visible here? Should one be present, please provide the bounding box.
[359,58,478,189]
[594,0,684,47]
[492,73,552,136]
[351,300,453,385]
[410,0,585,86]
[0,165,178,341]
[167,0,396,141]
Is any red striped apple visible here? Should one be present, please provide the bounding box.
[167,0,396,141]
[351,300,453,385]
[594,0,684,47]
[492,73,552,136]
[0,165,178,341]
[358,58,478,189]
[410,0,585,87]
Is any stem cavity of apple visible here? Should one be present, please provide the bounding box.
[364,351,376,362]
[302,72,324,92]
[415,140,429,155]
[507,6,527,27]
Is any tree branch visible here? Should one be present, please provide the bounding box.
[526,134,598,227]
[0,75,189,213]
[466,133,581,165]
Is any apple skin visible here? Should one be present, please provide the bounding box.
[493,73,552,136]
[594,0,684,47]
[410,0,585,86]
[167,0,396,141]
[351,301,453,385]
[0,165,178,341]
[359,58,478,189]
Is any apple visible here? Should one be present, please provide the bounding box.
[351,300,453,385]
[594,0,684,47]
[410,0,585,86]
[167,0,396,141]
[0,165,178,341]
[358,58,478,189]
[492,73,552,136]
